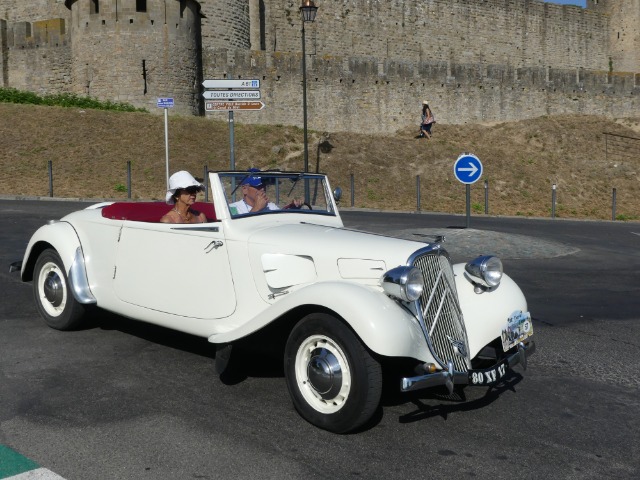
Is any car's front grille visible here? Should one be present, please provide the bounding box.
[411,250,470,372]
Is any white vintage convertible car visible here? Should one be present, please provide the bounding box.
[17,171,535,433]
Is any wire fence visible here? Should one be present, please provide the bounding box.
[604,132,640,162]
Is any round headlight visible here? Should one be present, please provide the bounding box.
[381,266,425,302]
[482,256,503,287]
[404,267,425,301]
[465,255,503,288]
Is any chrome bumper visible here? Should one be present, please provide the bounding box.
[400,340,536,394]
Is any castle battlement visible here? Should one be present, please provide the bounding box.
[69,0,194,35]
[9,19,67,49]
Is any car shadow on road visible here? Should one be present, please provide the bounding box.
[88,308,287,381]
[389,371,524,424]
[89,308,217,360]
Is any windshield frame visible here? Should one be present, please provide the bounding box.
[217,171,338,219]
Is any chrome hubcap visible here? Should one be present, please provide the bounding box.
[295,334,351,414]
[307,348,343,400]
[37,260,67,318]
[44,271,63,307]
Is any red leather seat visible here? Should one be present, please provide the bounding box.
[101,202,217,222]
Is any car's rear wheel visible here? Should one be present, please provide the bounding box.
[284,313,382,433]
[33,248,86,330]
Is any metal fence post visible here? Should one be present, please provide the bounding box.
[484,179,489,215]
[416,175,421,211]
[127,161,132,199]
[350,174,355,207]
[465,184,471,228]
[48,160,53,198]
[612,187,617,221]
[551,183,557,219]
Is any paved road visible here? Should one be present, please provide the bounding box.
[1,200,639,479]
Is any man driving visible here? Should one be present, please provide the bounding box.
[228,170,279,215]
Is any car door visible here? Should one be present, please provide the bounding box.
[113,222,236,319]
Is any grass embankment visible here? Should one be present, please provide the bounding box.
[1,95,639,220]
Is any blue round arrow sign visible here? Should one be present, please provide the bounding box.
[453,153,483,184]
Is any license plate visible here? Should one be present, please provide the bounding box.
[502,310,533,352]
[468,360,508,385]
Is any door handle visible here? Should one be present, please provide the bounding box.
[204,240,223,253]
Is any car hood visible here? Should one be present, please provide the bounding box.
[245,223,435,289]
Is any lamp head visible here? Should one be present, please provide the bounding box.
[300,0,318,23]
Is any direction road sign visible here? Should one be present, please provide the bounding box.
[454,153,483,184]
[157,97,174,108]
[202,79,260,89]
[205,101,265,111]
[202,90,261,100]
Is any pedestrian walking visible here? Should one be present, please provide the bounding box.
[419,101,436,139]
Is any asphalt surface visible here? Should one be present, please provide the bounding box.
[1,199,639,479]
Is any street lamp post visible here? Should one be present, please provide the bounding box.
[300,0,318,173]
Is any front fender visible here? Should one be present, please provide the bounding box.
[209,281,432,362]
[21,221,95,305]
[453,263,528,358]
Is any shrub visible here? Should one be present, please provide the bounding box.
[0,88,147,112]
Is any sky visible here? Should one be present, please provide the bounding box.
[543,0,586,6]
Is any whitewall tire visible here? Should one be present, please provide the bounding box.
[33,249,86,330]
[284,313,382,433]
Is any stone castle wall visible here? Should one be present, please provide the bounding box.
[0,0,639,133]
[66,0,202,114]
[251,0,610,71]
[0,0,69,23]
[198,0,251,49]
[603,0,640,74]
[202,48,639,133]
[0,18,72,94]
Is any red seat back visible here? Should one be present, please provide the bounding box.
[101,202,217,222]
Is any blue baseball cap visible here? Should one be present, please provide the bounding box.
[241,168,264,188]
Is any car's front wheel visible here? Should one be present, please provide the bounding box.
[33,248,86,330]
[284,313,382,433]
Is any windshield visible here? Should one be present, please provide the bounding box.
[219,172,336,217]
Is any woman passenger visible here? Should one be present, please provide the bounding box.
[160,171,207,224]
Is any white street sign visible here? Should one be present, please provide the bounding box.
[202,90,261,100]
[202,79,260,89]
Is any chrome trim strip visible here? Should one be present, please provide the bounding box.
[68,247,97,305]
[422,269,442,335]
[428,284,448,337]
[170,226,220,232]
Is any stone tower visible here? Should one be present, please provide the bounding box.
[64,0,202,114]
[198,0,250,50]
[587,0,640,73]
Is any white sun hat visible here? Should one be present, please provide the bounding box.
[165,171,204,204]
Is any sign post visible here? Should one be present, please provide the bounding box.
[157,97,174,189]
[202,79,263,170]
[453,153,483,228]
